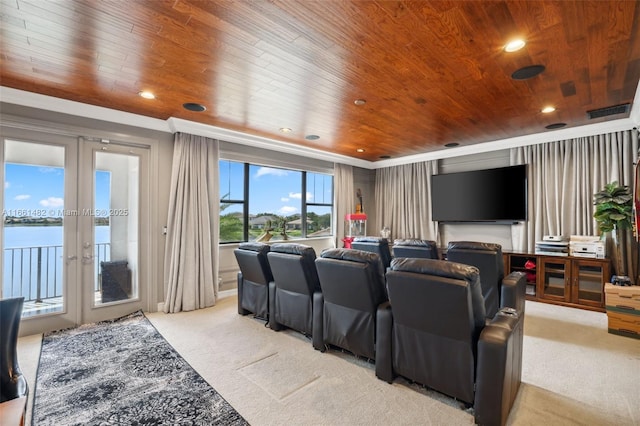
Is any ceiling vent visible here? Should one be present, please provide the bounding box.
[586,103,630,119]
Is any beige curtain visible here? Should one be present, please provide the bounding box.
[510,130,639,280]
[334,163,355,247]
[164,133,219,313]
[375,161,439,243]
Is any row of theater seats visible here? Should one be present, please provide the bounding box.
[234,239,527,426]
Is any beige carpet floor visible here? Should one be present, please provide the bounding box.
[18,297,640,425]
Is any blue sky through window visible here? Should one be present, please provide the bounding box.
[3,163,110,216]
[219,161,332,217]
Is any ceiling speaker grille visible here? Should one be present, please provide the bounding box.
[586,103,630,119]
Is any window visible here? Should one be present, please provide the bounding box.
[305,172,333,237]
[219,161,246,242]
[219,160,333,243]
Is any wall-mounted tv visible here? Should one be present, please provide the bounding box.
[431,164,527,222]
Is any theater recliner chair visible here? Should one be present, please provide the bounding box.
[446,241,526,318]
[351,237,392,269]
[313,248,387,359]
[268,243,321,336]
[234,242,273,321]
[376,258,523,426]
[392,238,439,259]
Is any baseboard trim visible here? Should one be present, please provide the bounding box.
[218,289,237,299]
[154,289,236,313]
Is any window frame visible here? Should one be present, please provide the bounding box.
[218,160,333,243]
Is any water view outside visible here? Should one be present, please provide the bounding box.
[2,225,110,300]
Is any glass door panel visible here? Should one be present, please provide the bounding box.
[80,142,148,324]
[1,132,80,335]
[572,260,607,307]
[93,152,139,306]
[539,258,570,301]
[3,141,66,315]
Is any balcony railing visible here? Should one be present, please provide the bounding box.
[2,243,110,303]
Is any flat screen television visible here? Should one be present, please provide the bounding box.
[431,164,527,222]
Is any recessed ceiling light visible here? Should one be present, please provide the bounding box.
[356,148,365,153]
[511,65,545,80]
[444,142,459,148]
[354,99,366,106]
[139,91,155,99]
[305,135,320,140]
[504,39,526,52]
[279,127,292,133]
[183,102,206,112]
[541,106,556,113]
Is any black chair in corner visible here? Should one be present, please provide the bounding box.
[376,258,524,426]
[392,238,439,259]
[313,248,388,360]
[446,241,526,318]
[350,237,392,269]
[234,242,273,321]
[267,243,321,336]
[0,297,28,411]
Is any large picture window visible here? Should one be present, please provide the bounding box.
[219,160,333,243]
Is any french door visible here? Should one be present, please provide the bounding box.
[1,126,150,335]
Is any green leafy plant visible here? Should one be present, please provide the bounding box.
[593,181,633,277]
[593,181,633,233]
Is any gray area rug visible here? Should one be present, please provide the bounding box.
[32,311,248,425]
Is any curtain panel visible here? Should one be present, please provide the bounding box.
[375,161,439,243]
[510,130,639,279]
[164,133,220,313]
[334,163,355,247]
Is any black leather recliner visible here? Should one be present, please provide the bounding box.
[446,241,526,318]
[392,238,439,259]
[267,243,321,336]
[234,242,273,320]
[351,237,392,269]
[1,297,28,407]
[376,258,523,426]
[313,248,387,359]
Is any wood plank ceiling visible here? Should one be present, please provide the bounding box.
[1,0,639,161]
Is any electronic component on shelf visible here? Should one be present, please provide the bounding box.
[569,235,606,259]
[535,239,569,256]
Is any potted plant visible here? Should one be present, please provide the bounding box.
[593,181,633,280]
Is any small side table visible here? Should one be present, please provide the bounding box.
[604,283,640,339]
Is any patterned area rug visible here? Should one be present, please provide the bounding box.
[32,311,248,425]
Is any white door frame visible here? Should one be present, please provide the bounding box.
[78,139,151,324]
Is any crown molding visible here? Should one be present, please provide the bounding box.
[166,118,371,169]
[372,115,637,169]
[0,87,169,132]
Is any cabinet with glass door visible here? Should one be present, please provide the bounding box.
[538,257,572,302]
[571,259,610,308]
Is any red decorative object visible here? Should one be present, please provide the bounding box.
[342,236,354,249]
[345,213,367,221]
